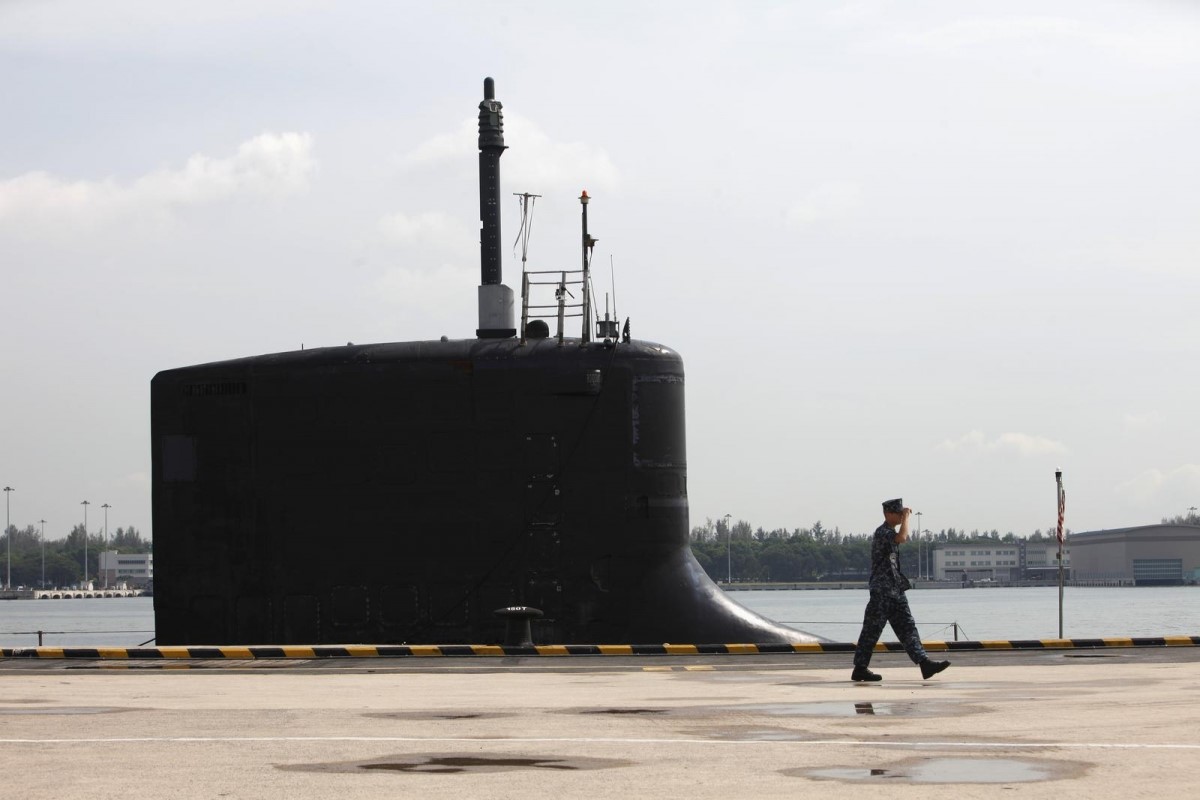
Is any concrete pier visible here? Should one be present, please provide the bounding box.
[2,646,1198,798]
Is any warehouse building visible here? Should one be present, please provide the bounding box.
[1068,524,1200,585]
[931,540,1068,583]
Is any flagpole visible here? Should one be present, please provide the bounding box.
[1056,469,1065,639]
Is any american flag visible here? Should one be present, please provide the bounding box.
[1056,478,1066,545]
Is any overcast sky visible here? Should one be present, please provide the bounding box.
[2,0,1198,545]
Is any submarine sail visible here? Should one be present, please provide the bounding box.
[150,79,818,646]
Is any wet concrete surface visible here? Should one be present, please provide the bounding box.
[1,648,1198,798]
[799,756,1091,784]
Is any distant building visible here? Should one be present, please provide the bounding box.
[98,551,154,588]
[1069,524,1200,585]
[931,540,1068,582]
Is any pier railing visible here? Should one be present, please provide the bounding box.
[2,629,155,647]
[780,620,964,641]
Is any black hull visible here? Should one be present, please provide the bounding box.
[151,338,815,645]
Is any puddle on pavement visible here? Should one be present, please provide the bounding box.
[363,711,513,721]
[719,701,969,718]
[364,757,578,773]
[795,757,1087,784]
[1062,653,1125,658]
[280,752,633,775]
[560,699,972,719]
[692,726,819,742]
[0,706,130,715]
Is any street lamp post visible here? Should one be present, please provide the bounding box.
[924,529,932,579]
[723,513,732,584]
[3,486,12,590]
[101,503,111,588]
[81,500,90,587]
[915,511,922,579]
[39,519,46,589]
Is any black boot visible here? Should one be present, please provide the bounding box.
[851,666,882,682]
[920,659,950,680]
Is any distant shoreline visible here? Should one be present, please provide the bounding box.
[721,580,1196,591]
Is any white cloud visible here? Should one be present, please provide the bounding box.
[394,112,619,193]
[1116,464,1200,506]
[893,15,1200,67]
[821,1,889,29]
[0,132,316,229]
[785,181,862,227]
[1122,412,1157,433]
[393,119,475,172]
[0,1,331,55]
[378,210,474,251]
[939,430,1068,457]
[375,261,476,312]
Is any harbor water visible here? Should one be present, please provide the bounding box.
[735,585,1200,642]
[1,586,1198,648]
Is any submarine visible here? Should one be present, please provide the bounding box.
[150,78,817,646]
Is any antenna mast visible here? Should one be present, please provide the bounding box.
[514,192,540,344]
[580,191,596,342]
[476,77,515,338]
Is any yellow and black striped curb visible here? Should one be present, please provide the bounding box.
[3,636,1198,660]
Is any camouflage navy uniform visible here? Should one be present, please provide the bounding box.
[852,522,928,668]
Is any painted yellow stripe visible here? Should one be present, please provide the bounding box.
[1102,637,1134,647]
[470,645,506,656]
[1040,639,1073,649]
[922,641,950,651]
[281,646,315,658]
[219,647,254,659]
[39,648,65,658]
[664,644,698,655]
[685,665,715,671]
[724,644,759,654]
[409,646,443,656]
[1164,636,1194,647]
[791,643,825,653]
[980,640,1014,649]
[96,648,130,659]
[597,645,633,655]
[535,645,570,656]
[159,647,193,659]
[342,646,380,657]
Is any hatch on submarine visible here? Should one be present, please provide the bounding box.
[150,78,818,646]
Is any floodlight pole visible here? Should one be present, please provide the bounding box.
[81,500,90,587]
[1056,470,1065,639]
[723,513,732,584]
[3,486,12,590]
[101,503,111,588]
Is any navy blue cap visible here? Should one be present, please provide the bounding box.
[882,498,904,513]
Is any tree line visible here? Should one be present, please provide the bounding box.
[1,524,150,588]
[688,517,1071,584]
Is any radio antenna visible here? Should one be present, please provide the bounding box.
[610,255,618,322]
[512,192,540,272]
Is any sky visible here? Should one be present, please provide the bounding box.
[2,0,1198,545]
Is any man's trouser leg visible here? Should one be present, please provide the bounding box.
[886,593,929,664]
[853,592,889,668]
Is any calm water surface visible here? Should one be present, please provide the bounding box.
[0,597,155,647]
[1,587,1198,647]
[736,585,1200,642]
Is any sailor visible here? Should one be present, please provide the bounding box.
[851,498,950,682]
